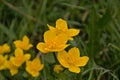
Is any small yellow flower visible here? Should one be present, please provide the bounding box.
[0,43,11,54]
[0,55,8,70]
[57,47,89,73]
[5,60,18,76]
[10,48,31,67]
[14,35,33,50]
[54,64,63,73]
[37,30,69,53]
[5,48,31,76]
[48,18,80,40]
[26,57,44,77]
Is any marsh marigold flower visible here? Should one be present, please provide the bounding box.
[5,60,19,76]
[14,35,33,50]
[6,48,31,76]
[0,55,8,70]
[0,43,10,54]
[37,30,69,53]
[10,48,31,67]
[54,64,63,73]
[47,18,80,40]
[57,47,89,73]
[26,57,44,77]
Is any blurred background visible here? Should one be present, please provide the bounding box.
[0,0,120,80]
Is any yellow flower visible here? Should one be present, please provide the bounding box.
[5,60,18,76]
[26,57,44,77]
[54,64,63,73]
[0,55,8,70]
[47,18,80,40]
[11,48,31,67]
[0,43,11,54]
[37,30,69,53]
[57,47,89,73]
[5,48,31,76]
[14,35,33,50]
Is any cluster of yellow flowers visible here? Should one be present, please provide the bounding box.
[37,18,89,73]
[0,18,89,77]
[0,36,43,77]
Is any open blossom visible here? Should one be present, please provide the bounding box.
[6,48,31,76]
[37,30,69,53]
[57,47,89,73]
[5,60,19,76]
[10,48,31,67]
[0,43,11,54]
[47,18,80,40]
[14,35,33,50]
[26,57,44,77]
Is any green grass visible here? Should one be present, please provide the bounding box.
[0,0,120,80]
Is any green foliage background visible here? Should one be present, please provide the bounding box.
[0,0,120,80]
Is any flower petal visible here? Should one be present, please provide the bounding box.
[68,47,80,57]
[44,30,57,42]
[68,66,80,73]
[67,29,80,37]
[47,24,55,31]
[23,35,29,44]
[13,40,21,48]
[55,34,69,44]
[57,50,69,68]
[36,42,48,53]
[76,56,89,66]
[14,48,23,57]
[25,54,31,61]
[56,18,68,31]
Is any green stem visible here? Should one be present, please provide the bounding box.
[53,52,59,63]
[41,55,47,80]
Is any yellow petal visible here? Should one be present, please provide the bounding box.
[22,35,33,50]
[36,42,48,53]
[47,24,55,31]
[5,61,18,76]
[68,47,80,57]
[55,34,69,44]
[44,30,57,42]
[13,40,22,48]
[10,69,18,76]
[3,43,11,53]
[0,55,8,70]
[23,35,29,44]
[56,44,70,52]
[25,54,31,61]
[76,56,89,66]
[57,50,69,68]
[68,66,80,73]
[26,58,44,77]
[14,48,23,57]
[33,58,44,70]
[67,29,80,37]
[32,71,39,77]
[54,64,63,73]
[56,18,68,31]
